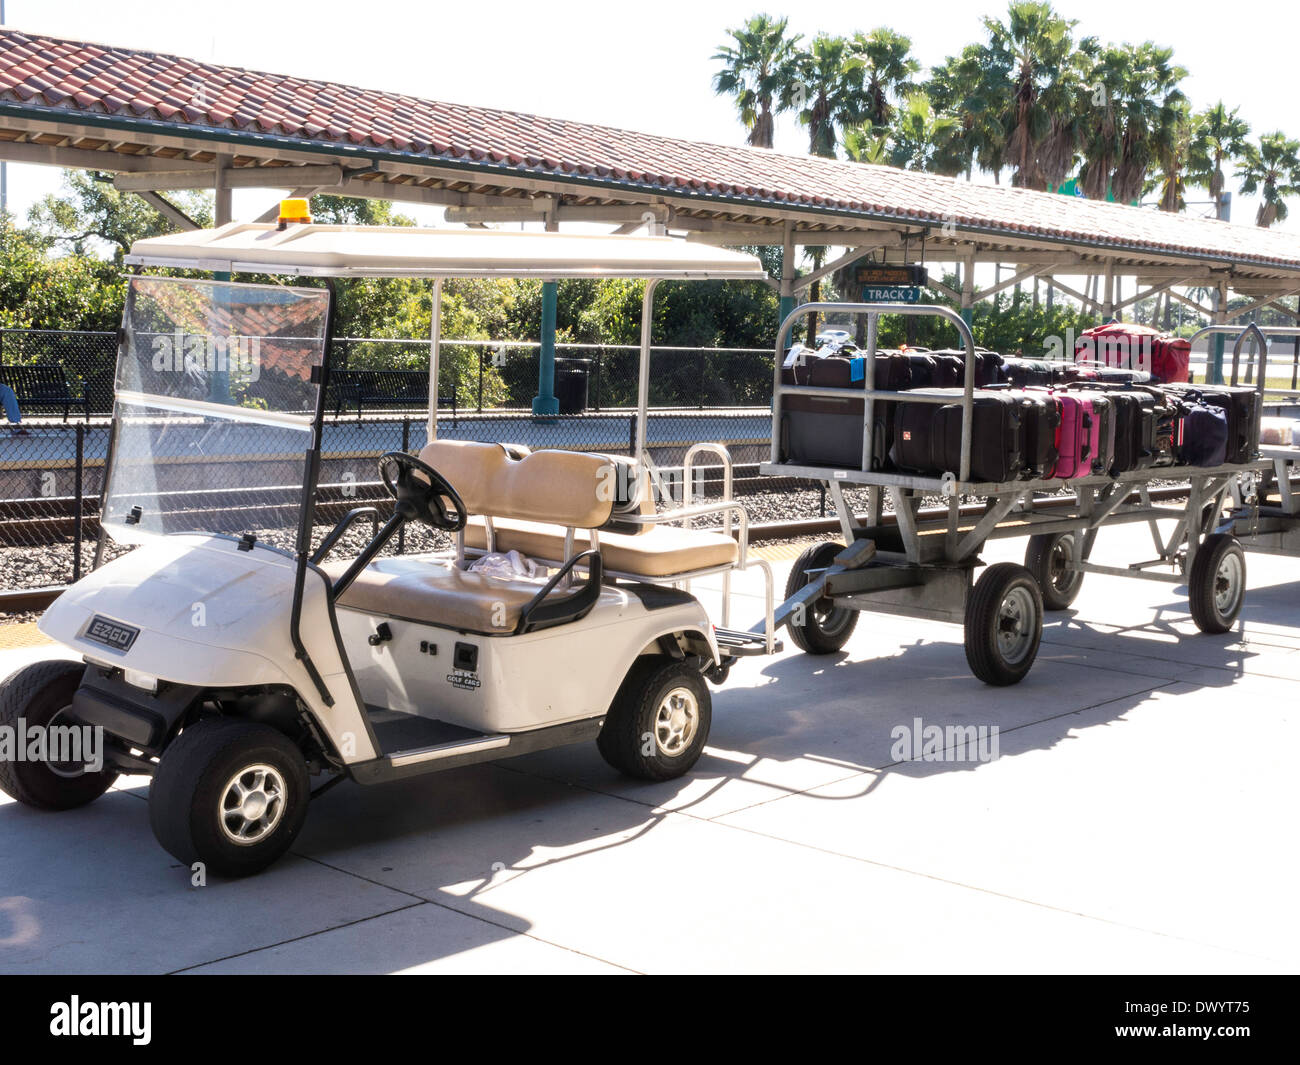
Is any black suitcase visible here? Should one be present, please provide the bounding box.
[996,388,1061,478]
[1001,356,1060,388]
[780,393,893,470]
[1163,384,1259,463]
[891,388,1025,483]
[928,349,1006,387]
[783,351,912,392]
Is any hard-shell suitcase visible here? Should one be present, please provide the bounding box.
[780,393,894,470]
[929,349,1006,387]
[782,350,912,391]
[1001,356,1063,388]
[905,353,939,389]
[891,389,1025,483]
[1050,390,1114,478]
[994,388,1062,478]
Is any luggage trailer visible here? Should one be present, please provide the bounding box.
[757,302,1271,686]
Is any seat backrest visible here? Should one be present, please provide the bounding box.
[419,440,616,529]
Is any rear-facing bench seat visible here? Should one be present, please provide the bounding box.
[326,441,741,631]
[414,439,739,580]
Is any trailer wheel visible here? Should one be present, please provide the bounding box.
[1025,532,1085,610]
[1188,533,1246,634]
[783,541,858,654]
[149,717,310,878]
[964,564,1043,686]
[0,660,118,810]
[597,658,711,782]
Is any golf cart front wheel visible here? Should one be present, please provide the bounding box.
[1188,533,1246,634]
[1025,532,1085,610]
[597,657,712,782]
[149,717,311,878]
[783,541,858,654]
[964,563,1043,686]
[0,659,118,810]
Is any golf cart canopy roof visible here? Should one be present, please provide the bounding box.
[126,222,769,281]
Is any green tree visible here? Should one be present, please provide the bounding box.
[1237,132,1300,227]
[26,170,213,262]
[928,43,1012,181]
[1110,42,1187,205]
[1188,102,1251,218]
[983,1,1085,190]
[712,14,801,149]
[0,219,124,331]
[881,92,962,174]
[784,34,867,159]
[850,28,920,132]
[1147,99,1196,212]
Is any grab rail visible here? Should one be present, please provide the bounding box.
[772,302,979,483]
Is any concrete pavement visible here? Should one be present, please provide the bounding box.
[1,520,1296,973]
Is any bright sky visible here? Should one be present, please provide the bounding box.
[1,0,1295,232]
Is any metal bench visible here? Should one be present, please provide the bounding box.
[0,364,89,421]
[327,369,434,419]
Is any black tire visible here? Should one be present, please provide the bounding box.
[783,541,859,654]
[1025,532,1085,610]
[964,563,1044,686]
[597,657,712,782]
[1188,533,1246,634]
[0,660,118,810]
[149,717,310,878]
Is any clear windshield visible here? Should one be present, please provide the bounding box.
[102,277,329,545]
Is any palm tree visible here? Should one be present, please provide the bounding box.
[712,15,800,149]
[928,44,1011,182]
[1110,43,1187,205]
[1237,132,1300,227]
[881,92,963,174]
[1148,100,1196,212]
[784,34,867,159]
[1077,44,1127,200]
[983,1,1082,189]
[1188,102,1251,219]
[843,127,892,165]
[850,28,920,132]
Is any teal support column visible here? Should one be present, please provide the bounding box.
[208,270,232,404]
[1211,333,1226,385]
[960,306,974,328]
[778,294,796,336]
[532,280,559,418]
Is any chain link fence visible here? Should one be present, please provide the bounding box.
[1,329,826,598]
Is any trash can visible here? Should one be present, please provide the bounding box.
[554,358,591,415]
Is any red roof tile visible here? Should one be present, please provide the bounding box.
[3,27,1300,272]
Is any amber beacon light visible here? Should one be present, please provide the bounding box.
[276,197,313,228]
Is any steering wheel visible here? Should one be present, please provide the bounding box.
[378,451,467,531]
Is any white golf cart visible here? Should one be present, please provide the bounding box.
[0,218,777,877]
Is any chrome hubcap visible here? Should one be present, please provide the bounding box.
[1049,536,1078,590]
[655,687,699,757]
[220,764,287,845]
[996,586,1037,665]
[46,705,92,779]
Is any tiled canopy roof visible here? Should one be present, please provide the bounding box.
[4,27,1300,273]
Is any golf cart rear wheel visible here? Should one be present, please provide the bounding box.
[1025,532,1085,610]
[1188,533,1246,635]
[597,658,711,782]
[964,563,1043,686]
[149,717,310,878]
[0,660,118,810]
[783,541,858,654]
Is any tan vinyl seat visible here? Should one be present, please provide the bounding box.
[464,517,738,578]
[323,556,545,633]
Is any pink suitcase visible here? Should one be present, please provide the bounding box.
[1052,392,1109,478]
